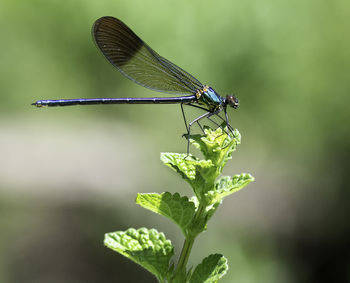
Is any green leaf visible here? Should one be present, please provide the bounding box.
[160,152,215,197]
[104,228,174,280]
[204,201,221,224]
[136,192,196,235]
[205,173,255,205]
[189,254,228,283]
[160,153,213,181]
[189,127,241,174]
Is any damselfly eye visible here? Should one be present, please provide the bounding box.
[226,95,239,109]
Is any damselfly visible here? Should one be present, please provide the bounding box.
[32,17,239,152]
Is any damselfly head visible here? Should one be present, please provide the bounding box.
[225,95,239,109]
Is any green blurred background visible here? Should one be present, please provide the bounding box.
[1,0,349,282]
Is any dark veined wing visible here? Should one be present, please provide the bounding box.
[92,16,203,94]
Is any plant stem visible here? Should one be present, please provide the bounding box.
[172,203,206,279]
[176,236,195,273]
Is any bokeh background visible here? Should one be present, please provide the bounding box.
[1,0,349,282]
